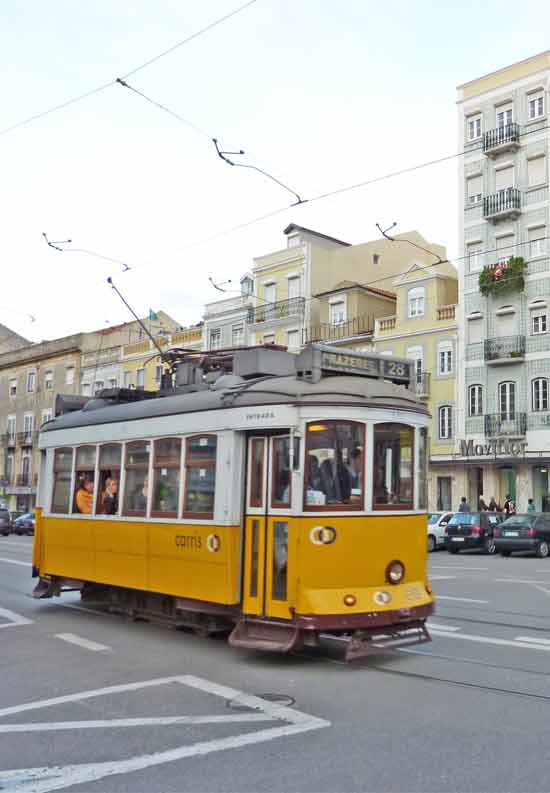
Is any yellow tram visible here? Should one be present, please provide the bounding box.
[32,344,434,661]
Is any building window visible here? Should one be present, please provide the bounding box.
[7,415,16,443]
[437,476,452,511]
[467,245,483,272]
[109,377,118,389]
[373,253,380,264]
[9,378,17,398]
[23,413,34,440]
[21,453,31,482]
[528,156,546,187]
[209,329,221,350]
[499,381,516,420]
[232,325,244,347]
[529,226,546,258]
[5,453,14,485]
[532,312,548,335]
[533,378,549,412]
[287,329,299,350]
[65,366,75,385]
[136,369,145,389]
[41,409,53,425]
[438,406,453,439]
[241,276,253,296]
[264,282,276,304]
[44,371,53,390]
[26,371,36,393]
[408,287,425,318]
[495,165,514,192]
[496,106,512,128]
[82,383,91,396]
[330,300,346,325]
[263,334,275,345]
[183,435,217,518]
[438,341,453,375]
[123,371,131,388]
[467,115,482,141]
[468,315,483,344]
[529,94,544,120]
[287,276,301,300]
[469,385,483,416]
[406,345,423,384]
[467,175,482,204]
[154,366,163,384]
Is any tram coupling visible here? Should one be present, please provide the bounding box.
[344,622,432,661]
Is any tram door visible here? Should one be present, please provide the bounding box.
[242,434,293,620]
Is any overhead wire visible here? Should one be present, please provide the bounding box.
[0,0,259,137]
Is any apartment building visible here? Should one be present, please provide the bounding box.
[457,51,550,510]
[203,275,254,350]
[373,261,459,511]
[120,322,202,391]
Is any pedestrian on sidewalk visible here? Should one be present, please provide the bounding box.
[458,496,470,513]
[527,498,536,513]
[503,494,516,516]
[488,496,499,511]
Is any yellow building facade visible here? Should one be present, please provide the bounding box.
[120,324,203,391]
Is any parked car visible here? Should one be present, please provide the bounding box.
[13,512,35,536]
[445,511,504,554]
[427,512,455,552]
[494,513,550,558]
[0,508,12,536]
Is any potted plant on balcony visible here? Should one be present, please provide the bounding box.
[479,256,527,297]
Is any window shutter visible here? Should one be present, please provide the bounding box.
[528,157,546,187]
[468,319,483,344]
[467,175,482,199]
[495,167,514,191]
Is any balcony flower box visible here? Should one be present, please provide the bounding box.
[479,256,527,297]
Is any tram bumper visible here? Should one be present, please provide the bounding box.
[345,619,431,661]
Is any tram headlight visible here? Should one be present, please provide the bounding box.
[385,560,405,585]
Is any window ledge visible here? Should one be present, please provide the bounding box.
[524,116,547,127]
[525,182,548,193]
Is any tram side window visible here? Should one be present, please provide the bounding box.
[304,421,364,510]
[152,438,181,518]
[184,435,217,518]
[51,448,74,513]
[373,423,414,510]
[73,446,97,514]
[272,437,291,508]
[97,444,121,515]
[122,441,151,517]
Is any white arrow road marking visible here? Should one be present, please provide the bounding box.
[54,634,111,652]
[0,556,28,567]
[436,595,489,604]
[0,606,33,629]
[0,675,330,793]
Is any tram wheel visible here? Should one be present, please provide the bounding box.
[536,541,549,559]
[427,535,436,553]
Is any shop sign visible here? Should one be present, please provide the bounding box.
[459,439,527,458]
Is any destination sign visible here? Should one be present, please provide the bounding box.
[318,349,412,384]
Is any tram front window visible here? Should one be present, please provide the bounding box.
[305,421,364,509]
[373,423,414,509]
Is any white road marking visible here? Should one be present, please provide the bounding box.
[0,606,33,629]
[428,622,461,632]
[0,714,273,734]
[0,556,28,567]
[436,595,489,604]
[0,675,330,793]
[430,629,550,652]
[431,565,489,571]
[493,578,550,595]
[0,540,32,549]
[429,575,457,580]
[60,602,118,619]
[514,636,550,646]
[54,634,111,652]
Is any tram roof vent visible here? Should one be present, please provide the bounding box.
[232,347,295,379]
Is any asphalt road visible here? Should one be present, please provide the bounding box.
[2,537,550,792]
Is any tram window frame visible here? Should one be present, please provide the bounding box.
[51,447,74,514]
[249,437,265,508]
[122,440,151,518]
[271,436,292,509]
[372,423,414,511]
[182,434,217,520]
[151,437,181,519]
[96,443,122,515]
[303,420,365,511]
[72,445,97,515]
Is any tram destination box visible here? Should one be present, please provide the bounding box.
[295,344,414,386]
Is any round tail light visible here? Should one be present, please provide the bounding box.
[386,560,405,585]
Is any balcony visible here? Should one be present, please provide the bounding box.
[16,474,31,487]
[1,433,17,448]
[247,297,305,325]
[483,188,521,222]
[482,123,520,157]
[484,335,525,365]
[437,305,456,321]
[303,315,374,345]
[17,431,38,446]
[485,413,527,438]
[376,316,396,333]
[415,372,430,399]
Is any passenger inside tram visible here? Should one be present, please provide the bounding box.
[74,475,94,514]
[102,477,118,515]
[305,422,363,507]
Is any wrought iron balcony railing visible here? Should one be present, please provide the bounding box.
[247,297,305,324]
[303,314,374,344]
[484,335,525,363]
[1,433,17,447]
[483,188,521,221]
[415,372,430,398]
[485,413,527,437]
[483,123,520,155]
[17,431,38,446]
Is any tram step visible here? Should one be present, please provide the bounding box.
[345,621,431,662]
[229,619,303,654]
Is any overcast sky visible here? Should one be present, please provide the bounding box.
[2,0,550,344]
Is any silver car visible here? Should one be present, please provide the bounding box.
[427,512,454,552]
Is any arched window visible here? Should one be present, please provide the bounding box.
[408,287,425,318]
[438,406,453,439]
[499,381,516,420]
[469,385,483,416]
[532,378,549,412]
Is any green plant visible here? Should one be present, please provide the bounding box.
[479,256,527,297]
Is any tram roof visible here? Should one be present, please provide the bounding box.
[41,373,428,434]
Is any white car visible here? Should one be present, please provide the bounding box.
[427,512,455,552]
